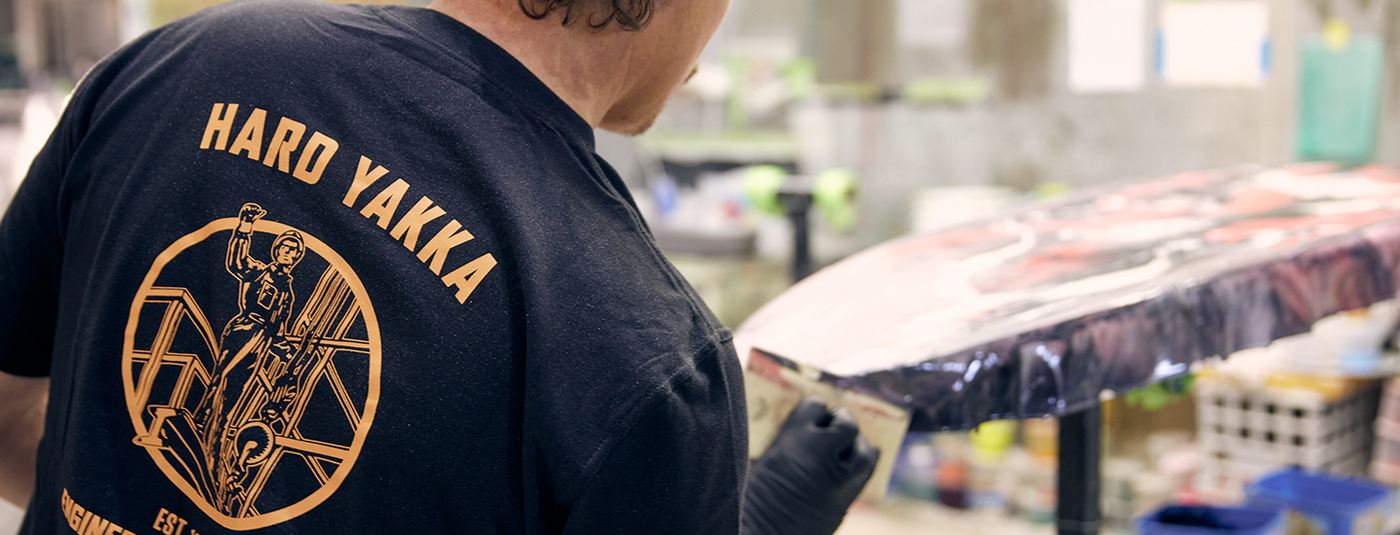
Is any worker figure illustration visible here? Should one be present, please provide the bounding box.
[191,202,309,513]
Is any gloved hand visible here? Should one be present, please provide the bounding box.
[742,398,880,535]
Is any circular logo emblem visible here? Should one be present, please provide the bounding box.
[123,208,380,530]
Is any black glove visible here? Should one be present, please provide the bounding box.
[742,398,880,535]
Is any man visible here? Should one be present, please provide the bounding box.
[0,0,876,533]
[193,202,308,512]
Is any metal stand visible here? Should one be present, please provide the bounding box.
[1057,404,1102,535]
[774,172,818,284]
[780,191,814,283]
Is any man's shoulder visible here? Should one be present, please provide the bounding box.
[144,0,396,63]
[179,0,375,29]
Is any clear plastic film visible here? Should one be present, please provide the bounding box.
[735,164,1400,431]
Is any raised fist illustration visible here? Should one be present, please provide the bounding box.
[239,203,267,224]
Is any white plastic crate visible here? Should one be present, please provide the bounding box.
[1194,378,1380,493]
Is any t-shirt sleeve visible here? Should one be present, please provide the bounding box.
[0,89,91,377]
[561,342,749,535]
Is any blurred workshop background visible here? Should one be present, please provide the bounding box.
[5,1,1400,534]
[0,0,1396,325]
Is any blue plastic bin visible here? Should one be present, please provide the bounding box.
[1137,505,1286,535]
[1246,469,1393,535]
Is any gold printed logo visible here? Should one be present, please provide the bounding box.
[123,203,381,530]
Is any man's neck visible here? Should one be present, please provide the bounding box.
[428,0,632,128]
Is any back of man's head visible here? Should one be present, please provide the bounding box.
[431,0,730,134]
[517,0,655,31]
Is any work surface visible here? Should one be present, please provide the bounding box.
[736,164,1400,430]
[837,499,1054,535]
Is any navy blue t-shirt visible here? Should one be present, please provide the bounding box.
[0,1,747,533]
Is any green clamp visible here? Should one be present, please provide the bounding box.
[742,165,788,216]
[813,169,857,231]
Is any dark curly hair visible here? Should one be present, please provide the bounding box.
[517,0,656,31]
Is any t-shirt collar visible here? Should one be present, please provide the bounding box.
[377,6,596,152]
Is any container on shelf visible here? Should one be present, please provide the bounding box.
[1246,469,1392,535]
[1194,376,1380,501]
[1377,377,1400,428]
[1021,417,1057,464]
[1365,459,1400,486]
[1137,504,1286,535]
[1015,484,1056,525]
[1005,445,1056,524]
[1300,301,1400,376]
[935,458,969,509]
[966,456,1007,512]
[1368,376,1400,484]
[1103,457,1146,533]
[966,420,1016,512]
[1369,420,1400,465]
[890,435,937,501]
[931,432,970,509]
